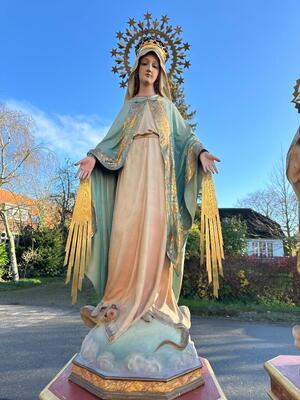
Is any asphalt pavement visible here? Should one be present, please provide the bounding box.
[0,304,299,400]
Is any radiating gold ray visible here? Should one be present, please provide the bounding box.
[205,217,212,283]
[71,224,83,304]
[64,179,93,303]
[78,222,87,291]
[200,173,224,297]
[66,223,79,284]
[200,210,205,265]
[64,222,74,266]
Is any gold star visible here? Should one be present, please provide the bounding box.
[128,18,135,26]
[184,60,191,68]
[116,31,123,39]
[175,26,182,34]
[153,19,159,28]
[183,42,191,51]
[144,12,152,20]
[112,66,118,74]
[161,15,169,24]
[111,48,117,56]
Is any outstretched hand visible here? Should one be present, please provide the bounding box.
[75,156,96,181]
[199,152,221,174]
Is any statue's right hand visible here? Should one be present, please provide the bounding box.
[74,156,96,180]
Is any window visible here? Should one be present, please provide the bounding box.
[252,242,259,256]
[0,232,8,243]
[250,241,274,257]
[267,242,273,257]
[259,242,267,257]
[6,205,29,221]
[31,215,40,224]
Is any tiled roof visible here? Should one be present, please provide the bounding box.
[0,188,36,207]
[219,208,285,239]
[0,189,56,228]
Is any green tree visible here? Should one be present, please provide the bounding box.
[185,223,200,260]
[18,227,65,278]
[170,82,197,130]
[32,228,65,276]
[0,243,9,279]
[221,217,248,256]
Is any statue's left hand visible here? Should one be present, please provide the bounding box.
[199,152,221,174]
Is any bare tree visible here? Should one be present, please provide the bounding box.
[0,104,45,281]
[0,204,18,280]
[269,153,298,253]
[50,159,78,235]
[236,188,277,219]
[237,151,298,255]
[17,151,59,230]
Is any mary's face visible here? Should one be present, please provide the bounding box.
[138,53,160,87]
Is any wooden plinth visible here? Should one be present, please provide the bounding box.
[264,355,300,399]
[39,355,226,400]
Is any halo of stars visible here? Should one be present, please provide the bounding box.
[110,12,191,88]
[292,79,300,113]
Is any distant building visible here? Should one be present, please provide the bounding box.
[219,208,285,257]
[0,188,56,242]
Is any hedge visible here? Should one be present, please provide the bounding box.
[182,255,300,305]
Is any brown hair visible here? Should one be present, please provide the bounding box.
[132,51,162,97]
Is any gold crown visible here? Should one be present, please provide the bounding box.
[135,37,169,63]
[138,42,167,63]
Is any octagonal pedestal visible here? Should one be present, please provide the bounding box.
[69,356,203,399]
[39,355,226,399]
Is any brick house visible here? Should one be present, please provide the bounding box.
[0,188,56,242]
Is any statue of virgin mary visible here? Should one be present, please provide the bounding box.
[71,37,220,338]
[64,16,223,397]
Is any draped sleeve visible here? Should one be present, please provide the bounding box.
[168,101,204,232]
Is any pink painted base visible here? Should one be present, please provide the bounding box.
[265,355,300,400]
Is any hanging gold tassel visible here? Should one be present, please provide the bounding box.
[200,172,224,297]
[64,178,93,304]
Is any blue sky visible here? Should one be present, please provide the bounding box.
[0,0,299,206]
